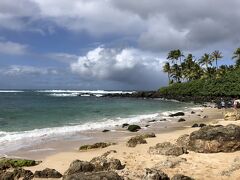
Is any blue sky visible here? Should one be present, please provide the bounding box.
[0,0,240,90]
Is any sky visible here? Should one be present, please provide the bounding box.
[0,0,240,90]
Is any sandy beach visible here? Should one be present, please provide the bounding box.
[3,106,240,179]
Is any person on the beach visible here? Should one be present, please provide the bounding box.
[221,98,225,109]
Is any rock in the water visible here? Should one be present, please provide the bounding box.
[90,153,125,171]
[176,134,190,149]
[63,171,122,180]
[148,119,157,123]
[191,111,195,114]
[34,168,62,178]
[149,142,187,156]
[188,124,240,153]
[126,136,147,147]
[122,123,129,128]
[169,112,185,117]
[143,168,170,180]
[102,129,110,133]
[64,160,95,176]
[224,112,240,121]
[191,124,198,128]
[127,125,141,132]
[178,118,186,122]
[79,142,114,150]
[171,174,194,180]
[145,125,150,127]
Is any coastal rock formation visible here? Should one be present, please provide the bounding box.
[90,151,124,171]
[64,160,95,175]
[0,158,40,168]
[176,135,190,149]
[192,124,199,128]
[79,142,115,150]
[171,174,194,180]
[149,142,187,156]
[224,112,240,121]
[34,168,62,178]
[126,136,147,147]
[63,171,122,180]
[122,123,129,128]
[188,124,240,153]
[142,168,169,180]
[127,125,141,132]
[169,112,185,117]
[0,168,34,180]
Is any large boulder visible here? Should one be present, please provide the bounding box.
[149,142,187,156]
[90,152,125,171]
[127,125,141,132]
[171,174,194,180]
[64,160,95,176]
[34,168,62,178]
[188,124,240,153]
[63,171,122,180]
[176,134,190,149]
[224,112,240,121]
[0,168,33,180]
[142,168,170,180]
[0,158,39,168]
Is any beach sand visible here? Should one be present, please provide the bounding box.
[6,107,240,179]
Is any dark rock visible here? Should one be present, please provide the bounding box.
[13,168,34,180]
[178,118,186,122]
[63,171,122,180]
[149,142,187,156]
[148,119,157,123]
[191,111,195,114]
[202,115,208,119]
[79,142,114,150]
[145,125,150,127]
[34,168,62,178]
[122,123,129,128]
[0,171,14,180]
[188,124,240,153]
[90,153,125,171]
[192,124,199,128]
[169,112,185,117]
[127,125,141,132]
[143,168,170,180]
[176,134,190,149]
[199,123,206,128]
[102,129,110,133]
[141,133,156,138]
[160,119,167,121]
[126,136,147,147]
[64,160,95,176]
[171,174,194,180]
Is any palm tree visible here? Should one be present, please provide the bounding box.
[167,50,177,64]
[171,64,181,83]
[167,49,184,65]
[175,49,184,64]
[211,50,223,69]
[163,62,171,84]
[232,48,240,67]
[199,53,213,69]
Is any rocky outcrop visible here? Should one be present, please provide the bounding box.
[178,118,186,122]
[0,158,40,168]
[63,171,122,180]
[142,168,169,180]
[154,157,187,168]
[127,125,141,132]
[224,112,240,121]
[149,142,187,156]
[188,124,240,153]
[34,168,62,178]
[0,168,34,180]
[126,136,147,147]
[169,112,185,117]
[79,142,115,150]
[122,123,129,128]
[64,160,95,176]
[171,174,194,180]
[90,156,125,171]
[176,134,190,149]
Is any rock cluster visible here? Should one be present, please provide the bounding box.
[79,142,115,150]
[126,133,156,147]
[224,112,240,121]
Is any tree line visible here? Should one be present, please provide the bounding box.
[163,48,240,84]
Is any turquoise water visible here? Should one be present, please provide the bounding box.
[0,90,191,153]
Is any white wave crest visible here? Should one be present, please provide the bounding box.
[0,90,24,93]
[37,90,134,94]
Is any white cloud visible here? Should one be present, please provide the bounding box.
[70,46,166,87]
[0,65,58,76]
[0,41,28,55]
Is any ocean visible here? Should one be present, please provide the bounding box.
[0,90,193,154]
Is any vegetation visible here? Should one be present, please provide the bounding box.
[0,158,39,168]
[160,48,240,97]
